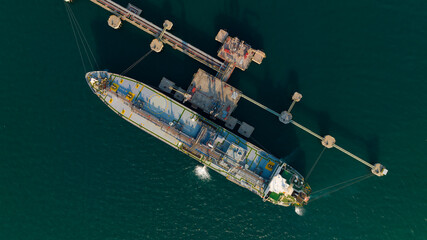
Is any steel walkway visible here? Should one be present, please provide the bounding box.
[90,0,225,73]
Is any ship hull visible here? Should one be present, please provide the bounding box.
[85,71,311,206]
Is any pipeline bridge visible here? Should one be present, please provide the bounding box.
[90,0,226,74]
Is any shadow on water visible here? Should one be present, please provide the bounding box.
[87,0,379,178]
[297,103,380,165]
[231,68,307,174]
[87,0,311,174]
[212,2,308,173]
[210,2,309,172]
[89,0,222,87]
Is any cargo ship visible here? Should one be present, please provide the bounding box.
[86,71,311,207]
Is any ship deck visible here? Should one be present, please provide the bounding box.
[106,74,201,146]
[87,71,283,193]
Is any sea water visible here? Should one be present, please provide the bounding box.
[0,0,426,239]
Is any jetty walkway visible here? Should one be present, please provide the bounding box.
[90,0,226,74]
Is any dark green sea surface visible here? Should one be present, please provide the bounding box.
[1,0,426,239]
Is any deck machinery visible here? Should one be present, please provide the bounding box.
[86,71,311,207]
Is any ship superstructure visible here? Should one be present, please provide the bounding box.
[86,71,311,207]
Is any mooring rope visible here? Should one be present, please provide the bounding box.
[70,8,93,70]
[64,3,101,73]
[121,49,153,75]
[64,3,87,73]
[311,173,373,195]
[305,147,326,181]
[65,3,99,70]
[309,173,374,203]
[65,4,93,70]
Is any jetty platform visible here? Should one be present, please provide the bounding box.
[90,0,265,82]
[186,69,241,121]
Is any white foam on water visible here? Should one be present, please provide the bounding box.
[295,206,305,216]
[194,165,211,181]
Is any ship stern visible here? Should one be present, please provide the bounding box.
[264,163,311,207]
